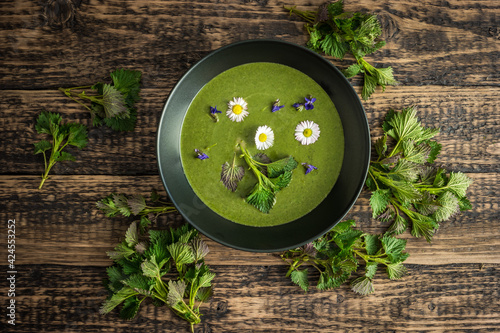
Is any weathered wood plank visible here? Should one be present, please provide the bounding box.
[1,85,498,175]
[1,263,498,332]
[0,0,498,89]
[0,173,497,266]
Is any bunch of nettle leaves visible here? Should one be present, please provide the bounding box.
[97,191,215,333]
[33,69,141,189]
[285,0,398,100]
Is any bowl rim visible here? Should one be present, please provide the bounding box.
[157,38,370,252]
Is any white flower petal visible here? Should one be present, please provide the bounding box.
[294,120,320,145]
[255,125,274,150]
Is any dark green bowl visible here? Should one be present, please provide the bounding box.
[157,39,370,252]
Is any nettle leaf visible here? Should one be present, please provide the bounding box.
[35,111,62,135]
[364,234,381,255]
[351,276,374,295]
[34,140,51,154]
[101,84,128,118]
[66,123,88,149]
[342,63,363,78]
[266,156,298,178]
[374,66,397,88]
[386,262,407,280]
[380,235,408,263]
[321,33,348,59]
[110,68,142,105]
[167,242,195,266]
[220,161,245,192]
[119,296,141,320]
[426,140,442,163]
[270,170,293,190]
[386,214,408,235]
[374,134,387,158]
[391,159,421,183]
[458,197,472,211]
[121,273,153,294]
[127,195,147,216]
[55,151,75,162]
[410,214,436,243]
[190,237,210,262]
[432,191,459,222]
[370,189,391,218]
[125,221,139,248]
[246,183,276,214]
[141,256,160,278]
[100,286,137,315]
[196,287,213,302]
[107,242,135,261]
[166,280,186,307]
[413,191,439,216]
[103,107,137,131]
[364,262,378,279]
[362,73,377,100]
[446,172,472,198]
[291,268,310,292]
[386,106,423,142]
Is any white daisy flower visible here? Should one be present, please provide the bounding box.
[255,125,274,150]
[226,97,249,122]
[295,120,320,145]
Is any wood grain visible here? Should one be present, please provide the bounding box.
[0,263,498,332]
[0,85,498,175]
[0,173,498,266]
[0,0,498,89]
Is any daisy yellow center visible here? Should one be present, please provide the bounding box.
[303,128,313,137]
[258,133,267,142]
[232,104,243,115]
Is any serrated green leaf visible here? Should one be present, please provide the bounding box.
[66,123,88,149]
[196,286,213,302]
[34,140,51,154]
[370,189,391,218]
[446,172,472,198]
[380,235,408,263]
[107,242,136,261]
[166,280,186,307]
[426,140,442,163]
[127,195,147,216]
[119,296,141,320]
[342,63,363,78]
[374,134,387,158]
[103,107,137,131]
[141,256,160,278]
[386,214,408,235]
[101,84,128,118]
[433,191,459,222]
[374,66,398,88]
[167,242,195,266]
[351,276,374,295]
[364,262,378,279]
[290,268,309,292]
[391,159,421,183]
[110,68,142,105]
[55,151,75,162]
[266,156,298,178]
[458,196,472,211]
[125,221,139,248]
[386,262,407,280]
[361,72,377,100]
[364,234,381,255]
[35,111,61,135]
[327,0,344,18]
[410,214,436,243]
[100,286,137,315]
[191,237,210,262]
[121,273,153,294]
[246,183,276,214]
[321,33,348,59]
[220,160,245,192]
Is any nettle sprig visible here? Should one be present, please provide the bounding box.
[97,192,215,332]
[367,106,473,242]
[33,111,88,189]
[281,220,409,295]
[285,0,397,100]
[59,69,142,131]
[237,143,298,213]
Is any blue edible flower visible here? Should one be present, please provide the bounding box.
[195,149,209,160]
[304,96,316,110]
[271,99,285,112]
[302,162,318,174]
[210,106,221,114]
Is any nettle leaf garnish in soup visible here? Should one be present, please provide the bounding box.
[238,142,298,214]
[220,153,245,192]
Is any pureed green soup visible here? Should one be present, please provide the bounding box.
[180,62,344,227]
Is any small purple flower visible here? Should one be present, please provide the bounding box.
[210,106,221,114]
[195,149,209,160]
[304,96,316,110]
[293,102,304,112]
[302,162,318,175]
[271,99,285,112]
[210,106,221,122]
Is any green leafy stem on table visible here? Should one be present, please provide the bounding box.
[366,106,473,242]
[285,0,398,100]
[97,191,215,333]
[281,220,409,295]
[33,111,88,189]
[59,68,142,131]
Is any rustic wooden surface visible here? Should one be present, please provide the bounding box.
[1,0,499,332]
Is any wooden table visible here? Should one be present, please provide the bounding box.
[1,0,499,331]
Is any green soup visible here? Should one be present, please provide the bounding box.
[180,62,344,227]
